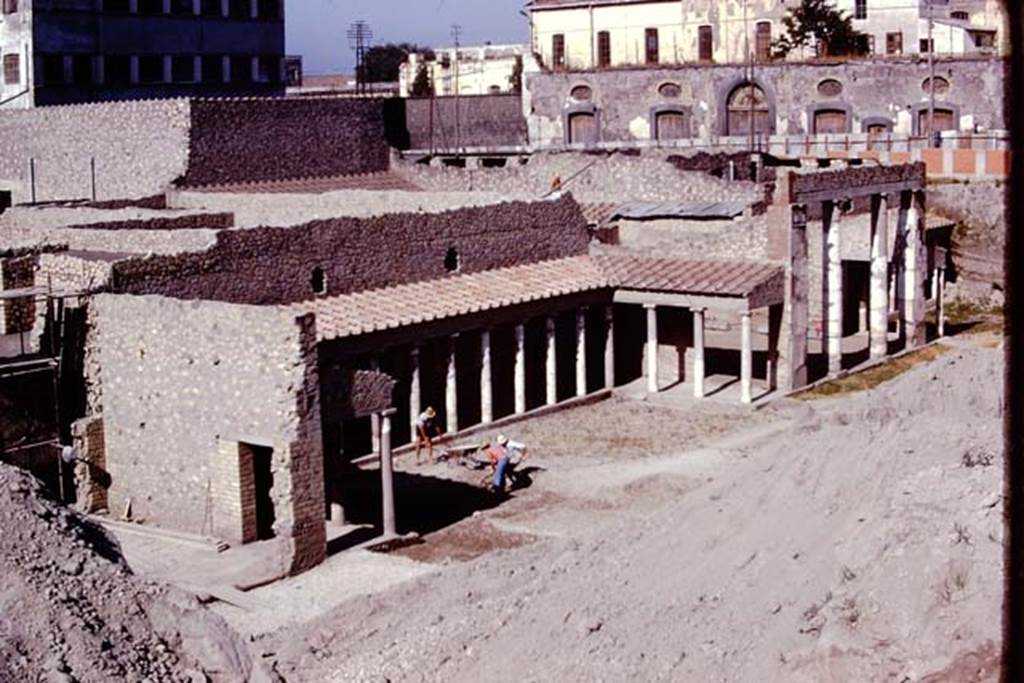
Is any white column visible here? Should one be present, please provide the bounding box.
[936,266,946,337]
[575,308,587,397]
[222,55,231,83]
[192,0,202,14]
[740,311,753,404]
[480,329,493,424]
[446,335,458,433]
[250,0,259,18]
[902,191,925,348]
[825,202,843,375]
[603,306,615,389]
[379,411,396,537]
[693,307,706,398]
[129,0,139,11]
[514,323,526,414]
[645,304,658,394]
[408,347,420,444]
[220,0,230,16]
[129,56,140,84]
[545,317,557,406]
[869,194,890,360]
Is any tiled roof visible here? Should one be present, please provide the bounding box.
[528,0,677,8]
[183,171,422,194]
[925,212,955,230]
[296,253,784,341]
[595,253,783,297]
[579,202,621,226]
[297,256,608,340]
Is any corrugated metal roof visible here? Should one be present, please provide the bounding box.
[612,201,748,221]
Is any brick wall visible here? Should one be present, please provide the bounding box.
[87,294,325,571]
[403,94,528,150]
[180,98,390,187]
[110,196,590,305]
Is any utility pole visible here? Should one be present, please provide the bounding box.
[744,0,754,151]
[927,0,936,146]
[347,20,373,96]
[451,24,462,156]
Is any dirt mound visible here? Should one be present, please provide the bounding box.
[0,464,264,683]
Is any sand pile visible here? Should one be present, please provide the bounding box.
[0,463,263,683]
[266,344,1003,682]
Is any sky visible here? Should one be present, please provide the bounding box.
[287,0,530,75]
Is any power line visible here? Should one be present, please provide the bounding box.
[347,20,373,96]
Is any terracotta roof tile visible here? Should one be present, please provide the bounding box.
[296,254,784,341]
[184,171,422,194]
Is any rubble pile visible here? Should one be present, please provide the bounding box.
[0,463,258,683]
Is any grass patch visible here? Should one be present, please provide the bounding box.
[794,343,952,400]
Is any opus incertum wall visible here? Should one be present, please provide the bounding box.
[110,196,590,305]
[0,97,391,204]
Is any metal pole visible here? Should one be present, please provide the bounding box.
[452,25,462,156]
[90,157,96,202]
[927,1,935,146]
[29,157,36,203]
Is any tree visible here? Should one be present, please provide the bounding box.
[409,62,434,97]
[508,55,523,94]
[363,43,434,83]
[771,0,868,59]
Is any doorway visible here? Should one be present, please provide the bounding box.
[242,443,276,540]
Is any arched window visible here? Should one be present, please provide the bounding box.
[310,267,327,295]
[726,82,771,136]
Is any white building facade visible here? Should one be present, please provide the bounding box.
[399,43,525,97]
[525,0,1006,70]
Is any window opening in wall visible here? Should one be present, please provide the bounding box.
[658,82,681,98]
[257,0,281,19]
[552,34,565,69]
[229,0,249,19]
[42,55,64,85]
[257,55,280,83]
[442,157,466,168]
[655,110,687,141]
[951,10,968,20]
[922,76,950,95]
[311,267,327,295]
[570,84,592,101]
[105,55,131,86]
[919,38,933,53]
[481,157,507,168]
[200,0,221,16]
[755,22,771,61]
[567,111,597,144]
[2,54,19,85]
[726,82,770,136]
[172,55,195,82]
[445,247,461,273]
[886,31,903,55]
[138,55,164,84]
[813,108,848,134]
[2,0,17,13]
[698,25,713,61]
[645,28,659,64]
[201,55,223,83]
[854,0,867,19]
[817,78,843,97]
[597,31,611,67]
[231,55,253,83]
[973,32,995,49]
[71,55,93,85]
[918,108,955,135]
[488,85,501,95]
[137,0,163,14]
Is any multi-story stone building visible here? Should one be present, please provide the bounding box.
[524,0,1005,70]
[0,0,285,109]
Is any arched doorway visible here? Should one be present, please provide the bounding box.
[812,108,848,134]
[726,82,771,137]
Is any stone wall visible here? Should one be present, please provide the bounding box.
[608,215,771,262]
[169,189,536,227]
[87,294,325,572]
[180,98,390,188]
[0,99,192,204]
[394,151,763,205]
[110,196,590,305]
[525,57,1007,148]
[0,255,37,334]
[37,253,118,295]
[404,95,528,150]
[63,213,235,231]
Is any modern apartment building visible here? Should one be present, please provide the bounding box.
[0,0,285,108]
